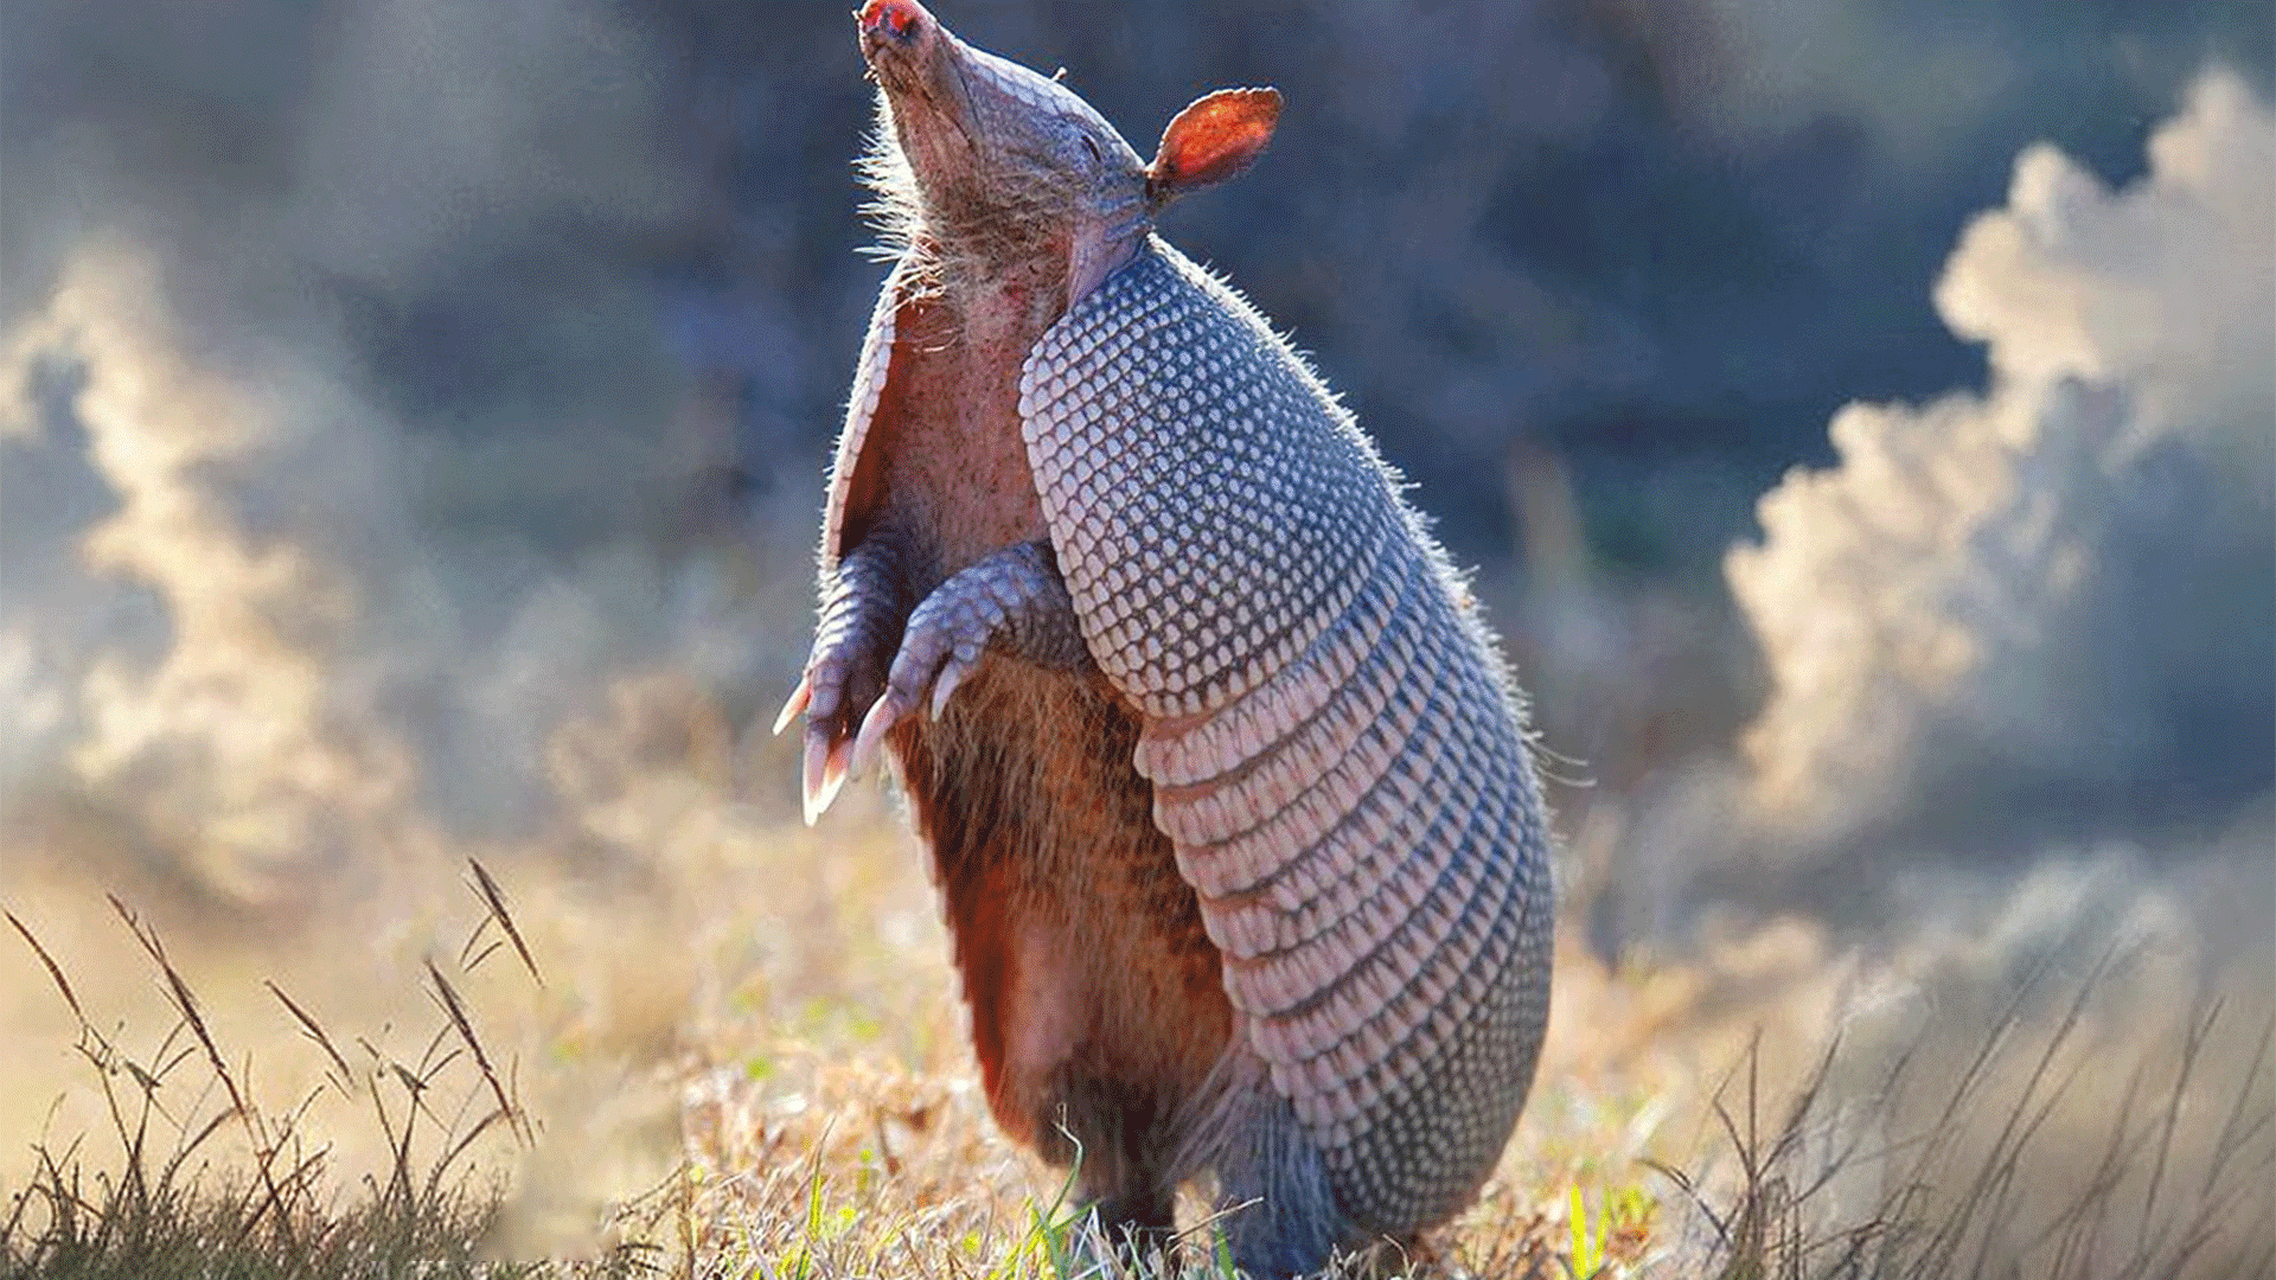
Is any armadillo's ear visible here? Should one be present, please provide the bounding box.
[1146,87,1281,208]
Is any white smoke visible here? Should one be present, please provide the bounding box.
[1640,89,2276,1259]
[0,227,855,1249]
[0,244,430,902]
[0,0,845,911]
[1726,68,2274,848]
[0,231,800,908]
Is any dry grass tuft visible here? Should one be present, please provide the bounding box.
[5,844,2266,1280]
[1655,956,2276,1280]
[1,863,646,1280]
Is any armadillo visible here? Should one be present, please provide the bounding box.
[775,1,1554,1272]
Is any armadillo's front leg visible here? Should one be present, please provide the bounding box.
[774,529,913,824]
[847,539,1086,776]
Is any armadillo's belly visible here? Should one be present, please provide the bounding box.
[891,658,1234,1164]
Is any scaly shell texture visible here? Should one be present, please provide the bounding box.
[1018,238,1555,1234]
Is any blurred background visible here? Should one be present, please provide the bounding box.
[2,0,2271,1267]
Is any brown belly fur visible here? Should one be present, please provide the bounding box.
[868,269,1233,1181]
[895,664,1232,1171]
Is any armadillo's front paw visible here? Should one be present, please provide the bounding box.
[846,540,1084,779]
[774,626,891,827]
[774,654,881,827]
[846,587,994,779]
[773,538,911,825]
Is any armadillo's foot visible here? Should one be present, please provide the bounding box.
[848,539,1084,780]
[781,533,911,824]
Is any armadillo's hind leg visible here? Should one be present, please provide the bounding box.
[1059,1081,1181,1264]
[850,539,1086,774]
[1074,1187,1176,1263]
[779,528,914,824]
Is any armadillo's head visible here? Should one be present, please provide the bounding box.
[857,0,1278,305]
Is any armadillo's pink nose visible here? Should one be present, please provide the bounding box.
[858,0,928,44]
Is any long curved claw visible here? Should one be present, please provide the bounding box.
[848,691,904,783]
[772,673,814,737]
[927,651,977,721]
[802,728,850,826]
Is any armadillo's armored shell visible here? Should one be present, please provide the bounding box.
[1018,240,1555,1233]
[820,256,910,568]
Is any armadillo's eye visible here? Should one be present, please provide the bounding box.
[1079,135,1102,164]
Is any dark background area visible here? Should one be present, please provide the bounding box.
[8,1,2269,575]
[1,0,2268,973]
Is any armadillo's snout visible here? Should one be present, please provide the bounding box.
[857,0,929,50]
[858,0,972,127]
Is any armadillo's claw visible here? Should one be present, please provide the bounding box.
[802,728,850,826]
[927,652,976,721]
[772,674,814,737]
[848,694,901,783]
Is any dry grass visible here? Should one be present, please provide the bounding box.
[0,870,619,1279]
[1655,958,2276,1280]
[3,815,2267,1279]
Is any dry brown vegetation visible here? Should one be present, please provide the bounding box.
[4,807,2267,1280]
[2,883,557,1279]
